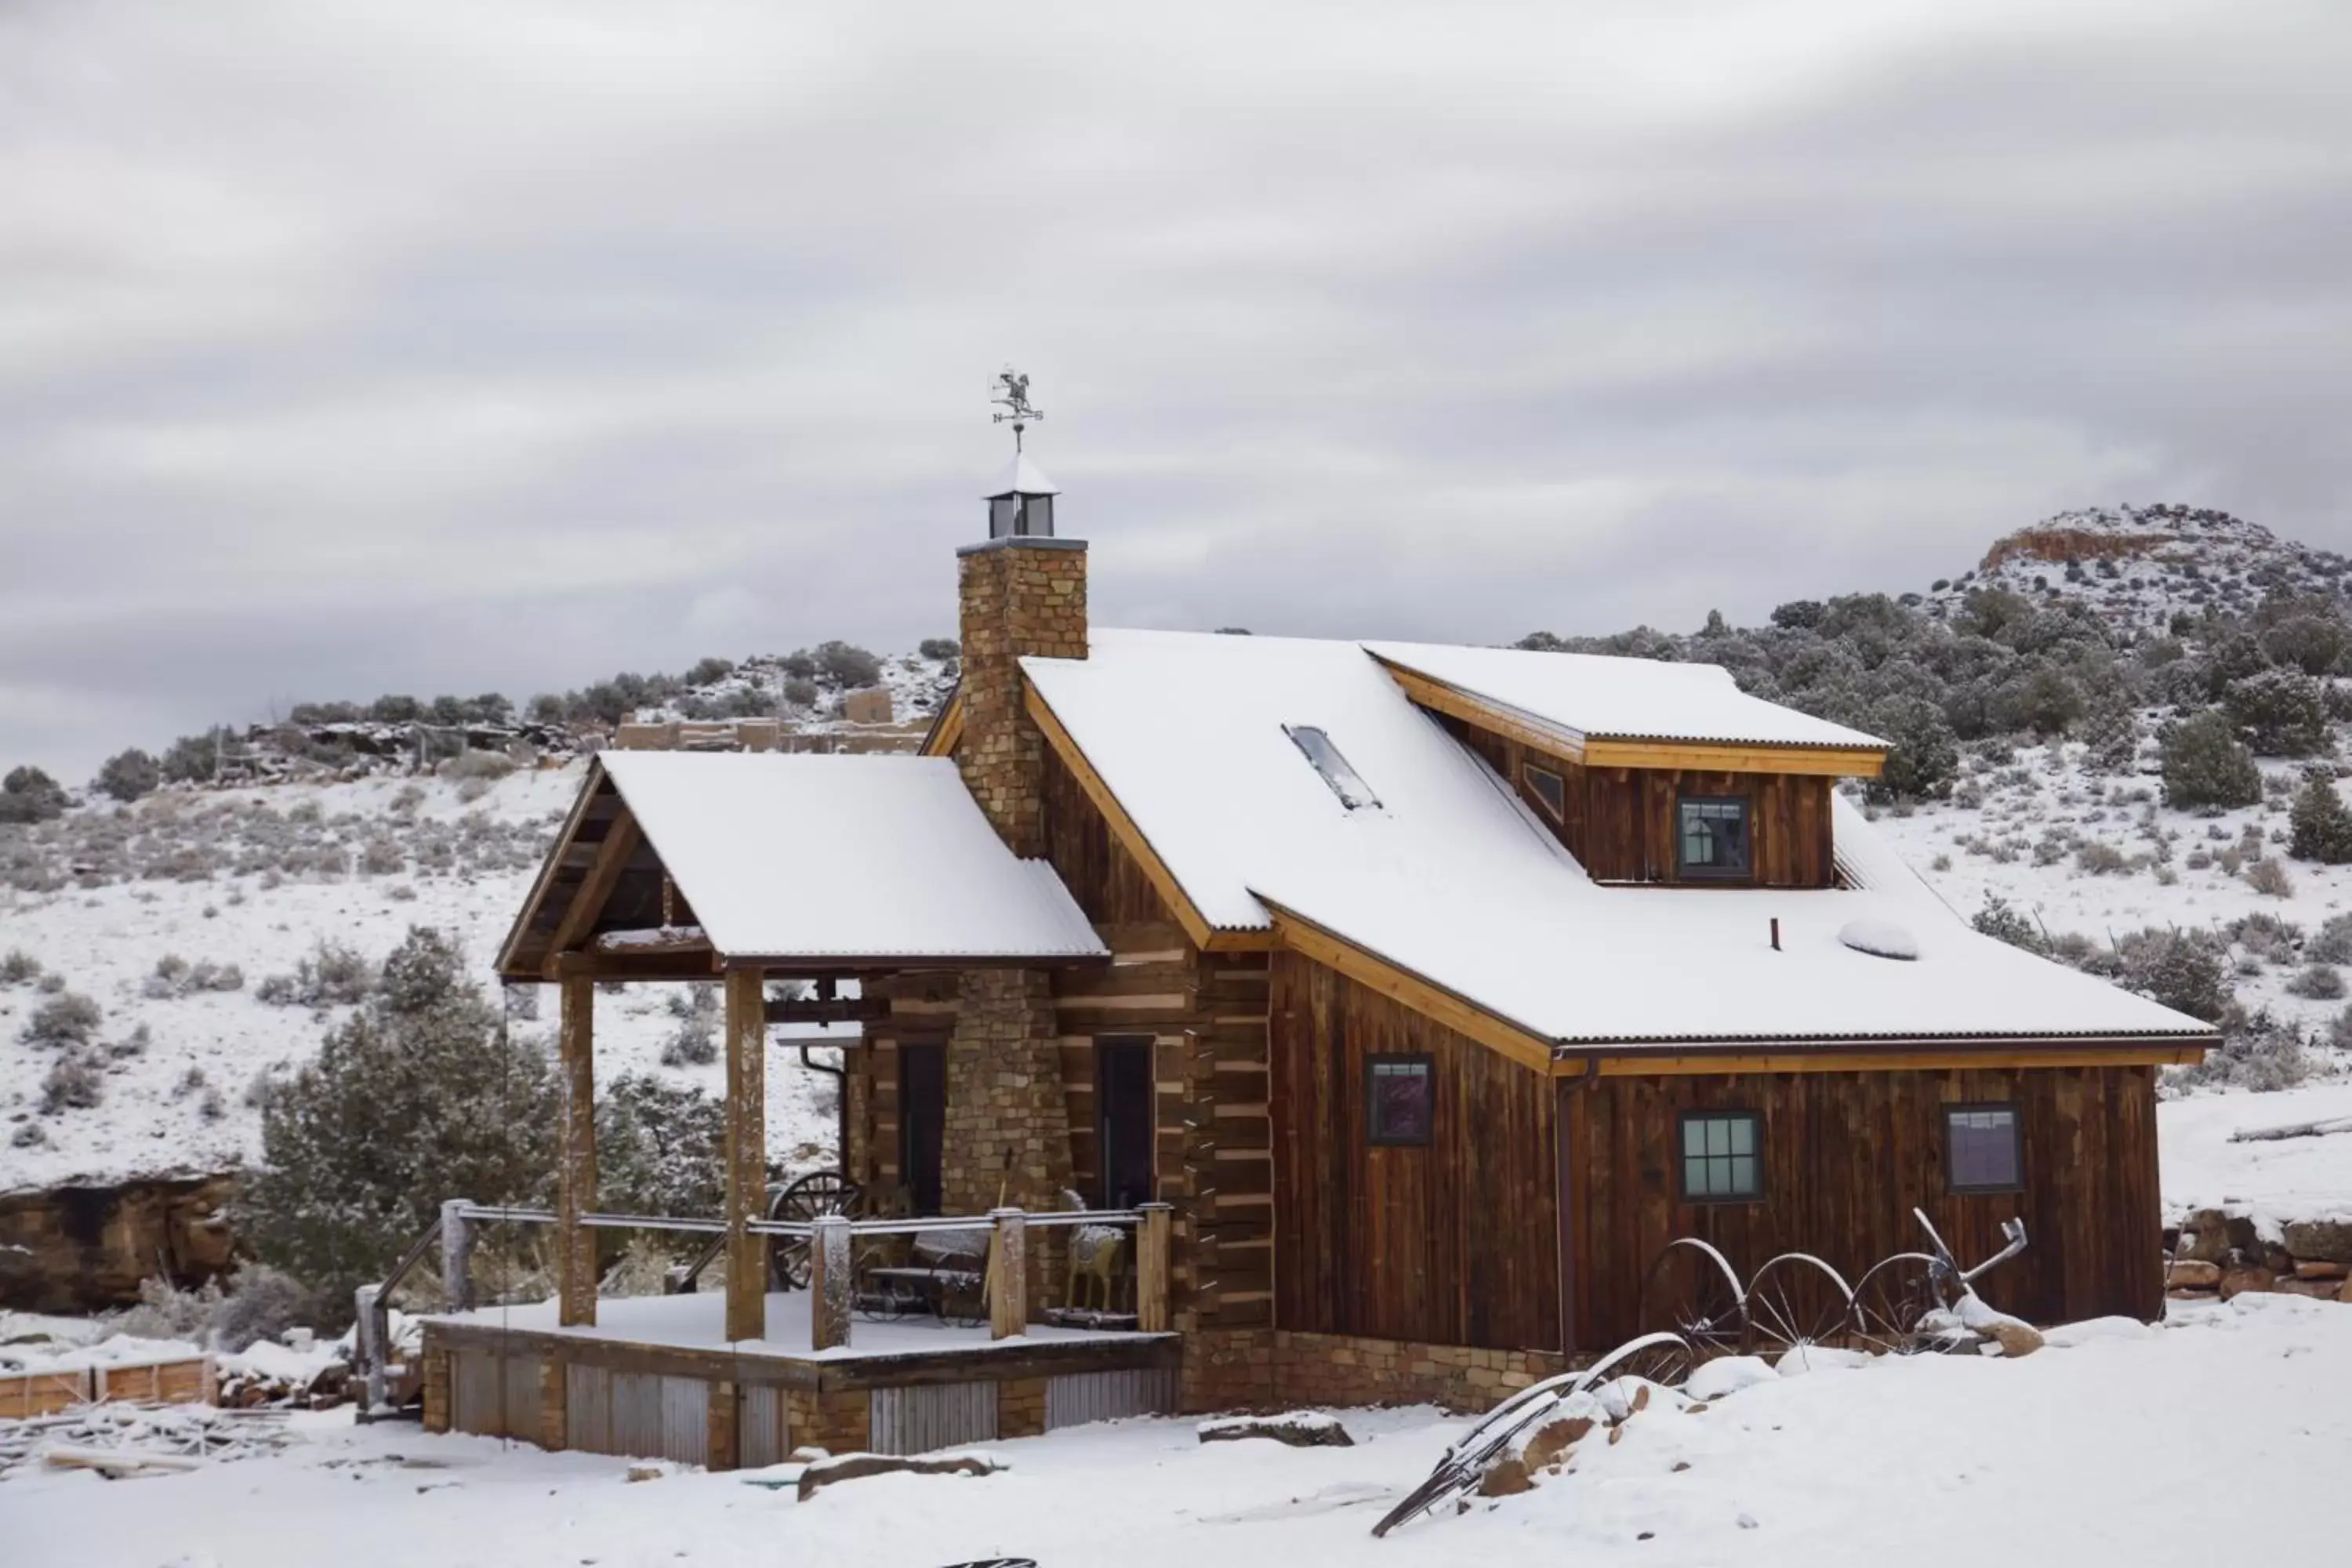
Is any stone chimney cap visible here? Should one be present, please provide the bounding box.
[985,452,1061,499]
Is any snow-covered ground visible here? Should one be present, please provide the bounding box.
[0,761,840,1192]
[4,1294,2347,1566]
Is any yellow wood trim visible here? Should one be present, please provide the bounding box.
[1374,659,1587,761]
[1265,902,1557,1075]
[495,759,608,978]
[1022,680,1222,952]
[540,808,643,980]
[1552,1045,2210,1076]
[1582,739,1886,778]
[922,687,964,757]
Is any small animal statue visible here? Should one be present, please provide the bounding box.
[1065,1220,1130,1314]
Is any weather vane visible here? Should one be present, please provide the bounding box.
[990,366,1044,452]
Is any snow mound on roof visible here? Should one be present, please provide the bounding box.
[1838,918,1920,960]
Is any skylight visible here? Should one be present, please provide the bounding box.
[1284,724,1380,811]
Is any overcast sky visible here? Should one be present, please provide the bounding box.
[4,1,2348,776]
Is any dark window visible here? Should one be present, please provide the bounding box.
[1524,763,1566,821]
[1944,1104,2023,1192]
[1098,1037,1156,1209]
[899,1043,946,1215]
[1677,796,1753,879]
[1679,1110,1762,1201]
[1367,1054,1433,1145]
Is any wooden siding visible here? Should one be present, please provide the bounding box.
[1561,1065,2163,1349]
[1269,950,1561,1353]
[1040,735,1179,925]
[1435,713,1834,887]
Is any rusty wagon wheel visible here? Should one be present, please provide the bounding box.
[768,1171,861,1290]
[1850,1251,1945,1356]
[1638,1238,1748,1359]
[1744,1252,1857,1363]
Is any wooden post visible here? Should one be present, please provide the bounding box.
[440,1198,475,1313]
[724,967,768,1344]
[810,1214,851,1352]
[1136,1203,1172,1333]
[989,1208,1028,1340]
[352,1284,385,1410]
[557,973,597,1327]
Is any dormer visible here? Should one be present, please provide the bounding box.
[1364,642,1888,887]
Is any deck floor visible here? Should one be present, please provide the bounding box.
[426,1288,1150,1365]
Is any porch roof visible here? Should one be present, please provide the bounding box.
[497,751,1108,978]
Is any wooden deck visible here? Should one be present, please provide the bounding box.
[419,1290,1181,1466]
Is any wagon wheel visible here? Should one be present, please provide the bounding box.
[1638,1238,1748,1358]
[768,1171,861,1290]
[1744,1252,1857,1364]
[1850,1252,1944,1356]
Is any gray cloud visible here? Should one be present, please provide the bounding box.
[4,0,2349,775]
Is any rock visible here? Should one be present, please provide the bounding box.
[797,1451,1000,1501]
[626,1465,665,1483]
[789,1446,829,1463]
[2283,1220,2352,1265]
[2165,1259,2222,1289]
[2270,1277,2341,1301]
[2176,1210,2231,1265]
[1478,1455,1534,1497]
[1196,1412,1353,1448]
[2293,1260,2350,1281]
[1521,1415,1596,1472]
[1985,1320,2045,1359]
[2340,1276,2352,1305]
[2219,1265,2277,1301]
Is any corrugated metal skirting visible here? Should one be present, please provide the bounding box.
[451,1347,541,1439]
[869,1381,998,1455]
[739,1383,792,1469]
[1044,1367,1179,1432]
[565,1363,710,1465]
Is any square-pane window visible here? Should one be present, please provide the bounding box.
[1679,1111,1763,1200]
[1945,1105,2022,1192]
[1677,796,1753,879]
[1524,764,1567,822]
[1367,1055,1433,1145]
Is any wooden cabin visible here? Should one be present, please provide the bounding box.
[433,451,2214,1464]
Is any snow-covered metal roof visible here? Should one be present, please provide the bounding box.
[1363,640,1887,751]
[985,453,1060,497]
[599,751,1106,962]
[1021,630,2209,1047]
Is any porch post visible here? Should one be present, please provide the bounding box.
[989,1208,1028,1340]
[724,967,768,1344]
[1136,1202,1171,1333]
[557,973,597,1327]
[811,1214,851,1352]
[440,1198,476,1313]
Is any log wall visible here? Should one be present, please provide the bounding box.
[1268,950,1561,1352]
[1561,1064,2165,1348]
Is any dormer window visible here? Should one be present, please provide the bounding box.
[1285,724,1379,811]
[1677,796,1751,879]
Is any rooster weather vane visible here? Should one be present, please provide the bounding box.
[991,367,1044,452]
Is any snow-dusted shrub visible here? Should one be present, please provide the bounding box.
[0,765,67,824]
[1971,897,2041,952]
[781,677,819,710]
[358,837,405,876]
[2261,613,2347,677]
[2081,703,2140,773]
[256,940,373,1010]
[2176,1009,2311,1092]
[41,1049,104,1112]
[108,1023,151,1059]
[2119,929,2230,1022]
[2330,1007,2352,1050]
[191,960,242,992]
[660,1016,717,1068]
[96,747,162,802]
[143,954,191,999]
[917,637,960,661]
[20,990,101,1047]
[1864,696,1958,802]
[2288,774,2352,863]
[10,1123,44,1149]
[2288,964,2347,1000]
[2075,842,2129,875]
[0,949,41,985]
[111,1274,223,1342]
[2247,856,2296,898]
[209,1265,315,1351]
[597,1074,725,1247]
[440,749,515,783]
[2161,710,2263,809]
[2309,915,2352,965]
[239,926,556,1323]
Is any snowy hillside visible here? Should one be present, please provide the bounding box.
[1918,504,2352,636]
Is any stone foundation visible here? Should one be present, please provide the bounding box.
[1181,1328,1567,1416]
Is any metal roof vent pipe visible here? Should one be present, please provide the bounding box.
[1770,917,1781,952]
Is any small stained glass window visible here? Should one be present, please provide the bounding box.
[1945,1105,2022,1192]
[1367,1054,1433,1145]
[1679,1111,1762,1200]
[1524,763,1566,821]
[1677,796,1752,879]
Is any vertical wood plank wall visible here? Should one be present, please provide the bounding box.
[1562,1064,2163,1348]
[1436,713,1835,887]
[1268,950,1561,1352]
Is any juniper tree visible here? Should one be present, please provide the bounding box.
[238,926,554,1323]
[2288,773,2352,864]
[2161,710,2263,809]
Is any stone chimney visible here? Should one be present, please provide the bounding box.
[954,451,1086,858]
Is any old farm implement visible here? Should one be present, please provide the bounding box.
[1373,1210,2031,1537]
